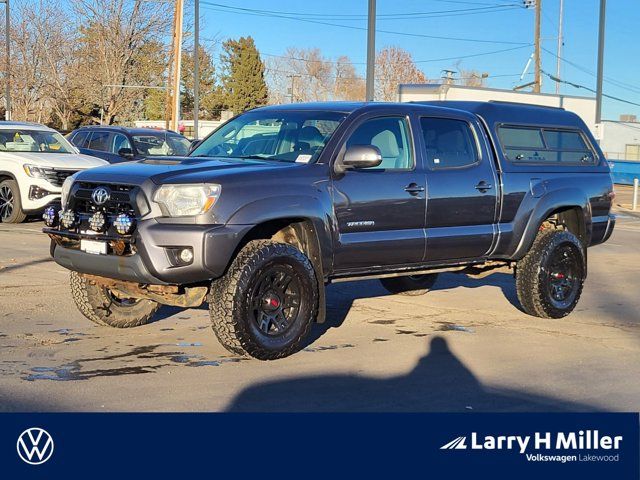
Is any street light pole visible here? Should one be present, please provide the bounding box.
[1,0,10,120]
[595,0,606,125]
[193,0,199,140]
[365,0,375,102]
[555,0,564,95]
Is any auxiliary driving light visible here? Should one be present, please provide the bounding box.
[43,206,59,227]
[59,210,77,229]
[114,213,134,235]
[89,211,107,232]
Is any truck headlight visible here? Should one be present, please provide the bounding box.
[60,174,76,209]
[153,184,221,217]
[23,164,47,178]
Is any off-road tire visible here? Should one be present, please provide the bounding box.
[0,180,27,224]
[208,240,318,360]
[379,273,438,296]
[516,229,585,318]
[70,271,160,327]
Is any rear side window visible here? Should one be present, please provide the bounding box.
[499,126,595,165]
[88,131,113,152]
[420,117,478,169]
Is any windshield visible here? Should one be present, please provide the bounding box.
[190,110,347,163]
[0,129,75,154]
[132,132,191,156]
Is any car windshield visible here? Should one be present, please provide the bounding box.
[190,110,347,163]
[132,132,191,156]
[0,129,75,154]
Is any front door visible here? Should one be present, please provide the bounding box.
[331,115,426,272]
[418,115,498,262]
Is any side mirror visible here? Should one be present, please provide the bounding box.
[336,145,382,173]
[118,147,134,159]
[188,139,201,154]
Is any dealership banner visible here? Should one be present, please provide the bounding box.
[1,413,638,479]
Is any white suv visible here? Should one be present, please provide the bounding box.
[0,121,107,223]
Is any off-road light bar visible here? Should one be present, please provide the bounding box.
[59,209,77,229]
[43,206,59,227]
[114,213,134,235]
[89,211,107,232]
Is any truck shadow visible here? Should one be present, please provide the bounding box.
[306,273,521,346]
[226,336,597,412]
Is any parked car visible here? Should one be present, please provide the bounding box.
[0,121,107,223]
[45,101,615,359]
[67,126,191,163]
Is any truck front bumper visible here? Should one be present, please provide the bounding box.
[48,220,254,285]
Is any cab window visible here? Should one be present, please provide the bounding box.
[345,117,413,170]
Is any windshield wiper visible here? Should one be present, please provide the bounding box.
[238,155,287,162]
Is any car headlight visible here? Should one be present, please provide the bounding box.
[153,184,221,217]
[23,164,47,178]
[60,174,77,209]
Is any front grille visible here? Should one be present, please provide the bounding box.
[43,168,78,187]
[73,182,138,217]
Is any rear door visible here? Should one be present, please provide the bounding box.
[83,131,120,163]
[418,113,499,261]
[331,113,427,271]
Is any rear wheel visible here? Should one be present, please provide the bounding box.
[70,271,160,327]
[0,180,27,224]
[208,240,318,360]
[379,273,438,296]
[516,229,585,318]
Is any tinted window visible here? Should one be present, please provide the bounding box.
[420,117,478,169]
[88,131,113,152]
[543,130,587,150]
[132,133,190,156]
[499,127,544,148]
[498,126,595,165]
[70,131,90,148]
[346,117,413,170]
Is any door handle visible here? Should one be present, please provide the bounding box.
[474,181,493,192]
[404,183,425,195]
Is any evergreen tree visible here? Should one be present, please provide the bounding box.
[219,36,268,114]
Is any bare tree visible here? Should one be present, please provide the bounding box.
[73,0,171,124]
[333,56,365,101]
[453,61,488,87]
[375,46,428,101]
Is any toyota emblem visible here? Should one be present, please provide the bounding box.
[91,187,111,206]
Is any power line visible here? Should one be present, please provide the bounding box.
[200,1,529,46]
[542,71,640,109]
[259,44,532,66]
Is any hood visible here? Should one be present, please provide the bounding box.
[74,156,300,185]
[1,151,108,169]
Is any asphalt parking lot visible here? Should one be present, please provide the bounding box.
[0,209,639,412]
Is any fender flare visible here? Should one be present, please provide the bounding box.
[511,188,590,260]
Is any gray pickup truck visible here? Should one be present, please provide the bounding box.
[44,101,615,360]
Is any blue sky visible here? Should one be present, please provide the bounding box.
[196,0,638,120]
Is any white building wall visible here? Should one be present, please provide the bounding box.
[397,84,597,136]
[598,121,640,160]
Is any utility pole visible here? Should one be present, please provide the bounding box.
[1,0,11,120]
[168,0,184,132]
[193,0,199,139]
[595,0,607,125]
[287,75,300,103]
[533,0,542,93]
[555,0,564,94]
[365,0,375,101]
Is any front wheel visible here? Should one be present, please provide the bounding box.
[0,180,27,224]
[70,271,160,327]
[516,229,586,318]
[208,240,318,360]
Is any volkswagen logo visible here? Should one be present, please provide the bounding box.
[91,186,111,206]
[17,427,54,465]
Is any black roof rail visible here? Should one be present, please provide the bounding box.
[487,100,565,110]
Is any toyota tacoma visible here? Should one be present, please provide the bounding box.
[44,101,616,359]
